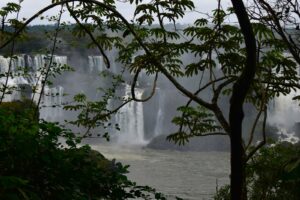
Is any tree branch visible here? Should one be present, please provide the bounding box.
[246,107,267,162]
[35,5,64,116]
[256,0,300,65]
[0,0,214,112]
[66,3,111,69]
[0,1,21,103]
[131,68,158,102]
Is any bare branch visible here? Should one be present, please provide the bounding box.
[66,3,111,69]
[245,104,265,150]
[0,1,21,103]
[0,0,214,112]
[198,132,228,137]
[35,6,64,116]
[131,68,158,102]
[256,0,300,65]
[246,107,267,162]
[82,98,132,138]
[212,77,236,104]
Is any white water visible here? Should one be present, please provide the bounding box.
[88,56,104,72]
[2,53,299,145]
[268,90,300,143]
[268,53,300,143]
[0,55,29,85]
[154,88,165,137]
[40,86,64,121]
[0,54,67,121]
[269,90,300,127]
[115,84,148,145]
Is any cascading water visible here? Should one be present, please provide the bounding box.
[0,55,24,72]
[33,55,67,121]
[154,88,165,137]
[0,53,166,145]
[40,85,64,121]
[269,90,300,127]
[0,54,67,121]
[0,54,67,85]
[268,53,300,143]
[0,55,31,101]
[88,56,104,72]
[268,89,300,143]
[114,84,148,145]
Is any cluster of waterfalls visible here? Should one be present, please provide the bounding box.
[0,55,66,100]
[0,54,168,145]
[0,54,299,146]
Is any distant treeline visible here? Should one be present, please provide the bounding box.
[0,24,98,55]
[0,23,190,56]
[1,24,298,56]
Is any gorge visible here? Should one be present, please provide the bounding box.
[0,53,299,149]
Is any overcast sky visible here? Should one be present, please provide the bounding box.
[0,0,233,25]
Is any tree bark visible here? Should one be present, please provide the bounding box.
[229,0,257,199]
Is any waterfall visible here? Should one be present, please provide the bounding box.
[268,89,300,143]
[40,85,64,121]
[0,54,67,121]
[269,90,300,127]
[0,55,9,72]
[0,54,67,86]
[154,88,165,137]
[34,55,67,121]
[88,56,104,72]
[0,55,30,101]
[88,54,119,74]
[268,52,300,143]
[0,55,28,75]
[0,54,170,146]
[53,56,67,66]
[114,84,148,145]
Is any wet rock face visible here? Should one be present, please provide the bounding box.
[147,134,230,152]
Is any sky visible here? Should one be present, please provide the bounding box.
[0,0,233,25]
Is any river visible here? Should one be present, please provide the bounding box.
[91,144,230,200]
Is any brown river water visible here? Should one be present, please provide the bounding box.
[91,144,230,200]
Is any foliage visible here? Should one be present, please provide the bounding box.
[57,0,300,143]
[63,71,125,139]
[0,99,36,118]
[0,101,166,200]
[0,0,298,140]
[1,0,300,199]
[214,185,230,200]
[167,105,222,145]
[214,142,300,200]
[247,142,300,200]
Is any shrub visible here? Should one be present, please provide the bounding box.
[0,101,165,200]
[214,142,300,200]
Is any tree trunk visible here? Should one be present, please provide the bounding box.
[229,105,247,200]
[229,0,257,199]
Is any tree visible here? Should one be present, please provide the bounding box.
[248,0,300,65]
[0,0,299,199]
[0,100,166,200]
[214,142,300,200]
